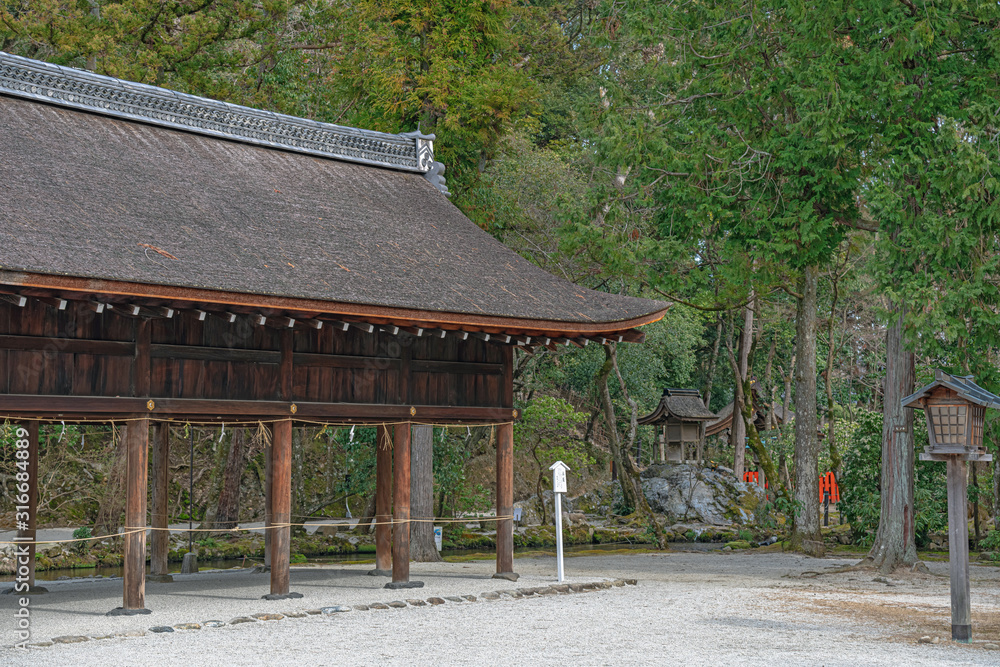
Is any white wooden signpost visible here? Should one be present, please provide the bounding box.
[550,460,570,582]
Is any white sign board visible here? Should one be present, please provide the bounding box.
[550,460,570,494]
[433,526,443,552]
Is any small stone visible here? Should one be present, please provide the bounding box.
[581,583,598,590]
[228,617,257,625]
[202,620,225,627]
[286,611,308,618]
[551,584,571,594]
[252,613,284,621]
[597,581,613,590]
[983,643,999,650]
[624,579,638,586]
[173,623,201,631]
[304,609,323,615]
[918,636,932,644]
[461,595,477,602]
[612,579,626,587]
[52,635,90,644]
[568,584,585,593]
[722,546,733,552]
[481,591,501,600]
[89,634,114,641]
[444,596,464,603]
[369,602,389,610]
[116,631,146,638]
[148,626,174,634]
[406,599,427,607]
[28,641,54,647]
[387,600,407,608]
[931,637,941,645]
[321,606,351,614]
[426,597,445,605]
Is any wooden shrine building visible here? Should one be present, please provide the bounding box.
[637,388,715,463]
[0,52,668,613]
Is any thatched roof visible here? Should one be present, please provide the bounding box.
[0,52,668,334]
[637,388,715,425]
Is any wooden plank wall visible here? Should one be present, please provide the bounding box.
[0,300,508,408]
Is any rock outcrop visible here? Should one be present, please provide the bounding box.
[640,464,766,526]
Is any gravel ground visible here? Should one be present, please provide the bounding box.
[2,550,999,666]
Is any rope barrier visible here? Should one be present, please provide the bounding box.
[0,516,515,545]
[1,417,515,428]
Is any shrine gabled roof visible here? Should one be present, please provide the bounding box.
[0,52,668,336]
[637,389,716,425]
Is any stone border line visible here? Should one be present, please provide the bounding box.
[21,579,638,649]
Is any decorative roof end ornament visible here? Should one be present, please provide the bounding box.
[401,129,450,197]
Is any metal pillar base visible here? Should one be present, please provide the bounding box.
[492,572,519,582]
[384,580,424,590]
[952,624,971,642]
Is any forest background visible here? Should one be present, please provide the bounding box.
[2,0,1000,572]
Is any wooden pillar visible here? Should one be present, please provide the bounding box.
[390,422,412,585]
[268,419,296,598]
[495,421,515,578]
[372,424,393,575]
[947,456,971,642]
[264,427,272,568]
[150,423,171,578]
[122,418,149,612]
[15,421,44,592]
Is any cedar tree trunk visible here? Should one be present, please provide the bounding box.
[867,306,917,572]
[410,425,441,561]
[790,265,823,555]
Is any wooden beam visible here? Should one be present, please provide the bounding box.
[123,419,149,611]
[134,319,151,397]
[279,329,293,402]
[150,423,170,577]
[947,456,972,641]
[1,270,670,335]
[0,335,133,356]
[495,421,515,577]
[0,395,518,423]
[391,423,411,584]
[264,424,272,568]
[374,424,393,575]
[269,420,292,597]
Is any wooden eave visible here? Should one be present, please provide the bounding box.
[0,272,666,347]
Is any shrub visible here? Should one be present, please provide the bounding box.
[72,526,92,540]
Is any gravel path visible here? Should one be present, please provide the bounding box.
[3,551,999,665]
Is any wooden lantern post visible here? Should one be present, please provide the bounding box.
[903,371,998,643]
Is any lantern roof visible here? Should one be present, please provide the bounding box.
[901,370,1000,410]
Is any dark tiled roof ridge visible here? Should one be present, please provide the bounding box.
[0,50,446,186]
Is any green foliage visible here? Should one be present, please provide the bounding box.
[514,395,591,521]
[839,409,947,547]
[71,526,92,540]
[290,553,307,564]
[196,537,220,548]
